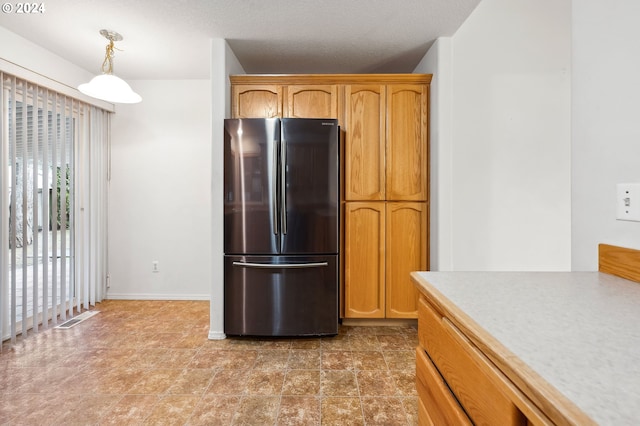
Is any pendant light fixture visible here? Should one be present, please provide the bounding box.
[78,29,142,104]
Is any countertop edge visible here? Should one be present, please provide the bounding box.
[410,271,597,426]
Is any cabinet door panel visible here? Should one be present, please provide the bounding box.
[232,85,282,118]
[386,84,427,200]
[344,202,385,318]
[344,85,385,201]
[285,85,338,118]
[386,202,427,318]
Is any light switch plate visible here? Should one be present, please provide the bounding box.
[616,183,640,222]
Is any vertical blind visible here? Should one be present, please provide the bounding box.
[0,72,110,345]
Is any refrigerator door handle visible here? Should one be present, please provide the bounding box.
[233,261,328,269]
[280,138,287,235]
[272,141,279,235]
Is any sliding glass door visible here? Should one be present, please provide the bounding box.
[1,76,75,341]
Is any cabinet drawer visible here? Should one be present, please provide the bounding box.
[416,347,471,426]
[418,296,526,426]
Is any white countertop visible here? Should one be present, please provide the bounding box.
[413,271,640,426]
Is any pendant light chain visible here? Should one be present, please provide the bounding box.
[101,40,120,75]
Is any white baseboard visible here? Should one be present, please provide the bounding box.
[105,293,210,301]
[208,330,226,340]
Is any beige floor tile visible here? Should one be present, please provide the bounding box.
[288,349,321,369]
[282,370,321,395]
[0,300,419,425]
[206,369,253,395]
[142,395,200,426]
[378,334,415,350]
[391,369,418,396]
[253,349,290,369]
[246,370,286,395]
[231,396,280,425]
[320,370,359,397]
[321,397,364,425]
[352,350,388,370]
[357,370,398,396]
[321,350,354,370]
[290,338,321,349]
[277,396,321,426]
[128,368,183,394]
[187,394,241,425]
[384,349,417,371]
[53,394,120,424]
[167,368,215,395]
[349,334,381,351]
[401,396,420,425]
[361,396,409,425]
[98,394,161,425]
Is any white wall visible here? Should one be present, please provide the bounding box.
[414,38,454,271]
[109,79,212,299]
[423,0,572,271]
[0,26,92,89]
[572,0,640,269]
[209,39,244,339]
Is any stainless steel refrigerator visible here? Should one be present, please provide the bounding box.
[223,118,339,336]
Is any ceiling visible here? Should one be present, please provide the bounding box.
[0,0,481,80]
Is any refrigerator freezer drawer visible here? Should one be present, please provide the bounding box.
[224,255,339,337]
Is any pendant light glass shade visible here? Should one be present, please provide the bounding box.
[79,74,141,103]
[78,29,142,104]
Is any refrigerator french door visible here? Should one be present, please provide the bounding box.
[223,118,339,336]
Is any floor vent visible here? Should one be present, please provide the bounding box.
[55,310,99,329]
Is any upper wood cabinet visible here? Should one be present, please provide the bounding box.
[230,78,338,119]
[232,84,282,118]
[386,84,428,201]
[344,84,386,201]
[344,83,428,201]
[285,85,339,118]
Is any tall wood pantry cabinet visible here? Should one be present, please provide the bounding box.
[229,74,430,319]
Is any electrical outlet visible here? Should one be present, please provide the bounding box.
[152,261,160,273]
[616,183,640,222]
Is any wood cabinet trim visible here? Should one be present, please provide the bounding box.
[230,74,432,85]
[599,243,640,283]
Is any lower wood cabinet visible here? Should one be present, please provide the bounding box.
[416,294,553,426]
[344,202,427,318]
[386,202,428,318]
[416,347,472,425]
[344,202,385,318]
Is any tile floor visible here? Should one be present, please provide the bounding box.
[0,300,419,425]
